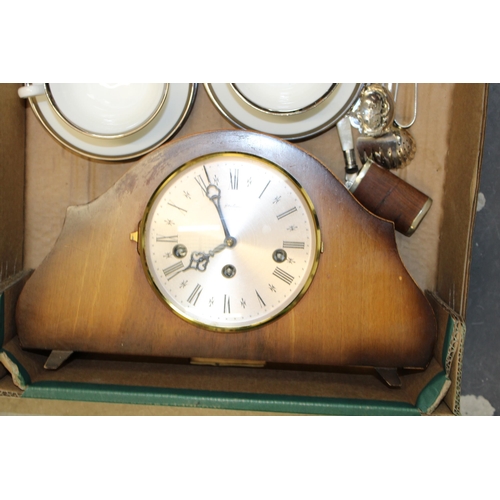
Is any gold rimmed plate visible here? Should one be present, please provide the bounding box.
[27,83,197,161]
[205,83,364,141]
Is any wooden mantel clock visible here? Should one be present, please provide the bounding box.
[16,130,436,384]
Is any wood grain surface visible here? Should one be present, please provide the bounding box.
[16,130,437,369]
[351,159,432,236]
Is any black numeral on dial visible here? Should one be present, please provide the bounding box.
[256,290,266,307]
[283,241,305,249]
[230,169,239,190]
[273,267,294,285]
[276,207,297,220]
[259,180,270,199]
[163,261,184,278]
[187,284,203,305]
[167,202,187,213]
[156,234,178,243]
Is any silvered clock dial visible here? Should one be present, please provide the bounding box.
[138,152,321,331]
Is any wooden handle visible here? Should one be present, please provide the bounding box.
[349,159,432,236]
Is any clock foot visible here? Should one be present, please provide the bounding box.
[44,350,73,370]
[375,368,402,388]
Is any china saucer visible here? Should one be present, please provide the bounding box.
[204,83,364,141]
[28,83,197,161]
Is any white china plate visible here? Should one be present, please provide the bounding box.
[28,83,197,161]
[204,83,364,141]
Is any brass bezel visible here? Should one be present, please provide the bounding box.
[137,151,322,333]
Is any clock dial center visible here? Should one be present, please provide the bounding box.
[225,236,237,247]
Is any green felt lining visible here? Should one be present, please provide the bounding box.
[416,371,450,414]
[23,381,421,416]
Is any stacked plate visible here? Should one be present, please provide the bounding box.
[23,83,197,161]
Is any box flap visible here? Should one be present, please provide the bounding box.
[436,84,488,317]
[0,84,26,281]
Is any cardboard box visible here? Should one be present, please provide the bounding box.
[0,83,487,415]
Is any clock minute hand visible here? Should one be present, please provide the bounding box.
[206,184,236,247]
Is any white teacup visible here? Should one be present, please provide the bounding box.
[18,83,169,138]
[231,83,337,115]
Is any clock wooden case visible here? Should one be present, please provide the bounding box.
[16,130,436,370]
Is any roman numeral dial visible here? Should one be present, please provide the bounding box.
[140,152,320,331]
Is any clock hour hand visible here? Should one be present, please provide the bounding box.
[186,251,211,273]
[170,242,228,278]
[187,242,227,272]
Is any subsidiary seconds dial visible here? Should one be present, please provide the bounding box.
[138,152,321,331]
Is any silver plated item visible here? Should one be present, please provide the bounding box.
[357,126,416,170]
[351,83,417,169]
[349,83,395,136]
